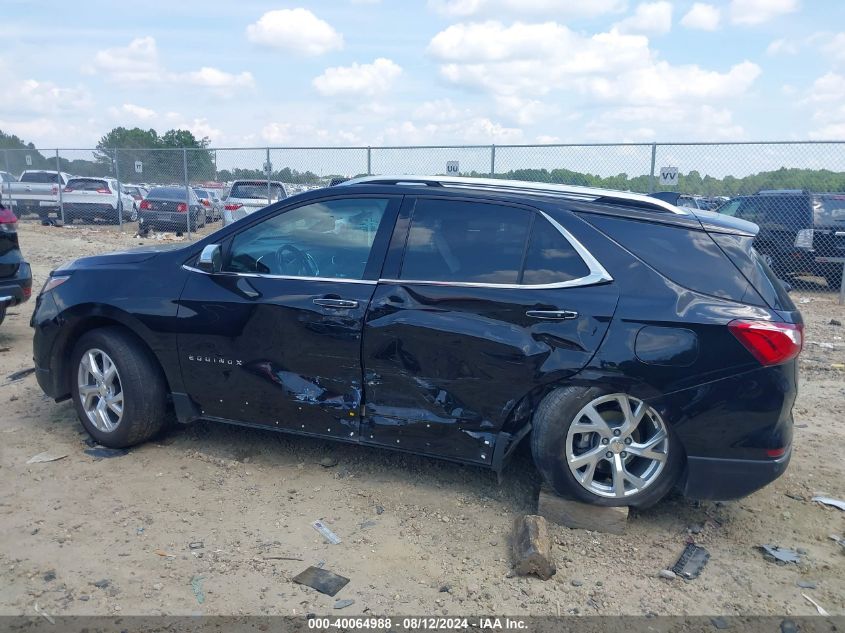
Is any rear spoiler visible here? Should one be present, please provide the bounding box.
[691,209,758,237]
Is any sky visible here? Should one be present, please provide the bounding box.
[1,0,845,150]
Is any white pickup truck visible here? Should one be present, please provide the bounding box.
[1,170,71,220]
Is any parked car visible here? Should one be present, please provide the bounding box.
[193,188,222,223]
[62,177,138,224]
[0,195,32,325]
[222,180,287,226]
[649,191,722,211]
[122,185,149,203]
[138,186,206,232]
[3,170,71,222]
[31,176,801,507]
[716,190,845,289]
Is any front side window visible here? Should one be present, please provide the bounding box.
[400,199,531,284]
[225,198,389,280]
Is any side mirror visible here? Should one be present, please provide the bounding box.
[197,244,222,274]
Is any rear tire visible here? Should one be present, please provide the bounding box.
[530,386,683,508]
[0,304,6,326]
[824,268,843,291]
[70,327,167,448]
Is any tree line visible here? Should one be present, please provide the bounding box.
[3,129,845,194]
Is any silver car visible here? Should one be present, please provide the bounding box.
[222,180,287,226]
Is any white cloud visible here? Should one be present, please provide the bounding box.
[379,117,524,145]
[804,72,845,103]
[730,0,799,25]
[426,0,626,19]
[614,2,673,35]
[584,105,745,141]
[174,118,222,142]
[428,21,760,107]
[181,67,255,92]
[766,38,799,56]
[246,9,343,56]
[89,37,253,96]
[109,103,156,121]
[312,58,402,97]
[680,3,720,30]
[10,78,92,114]
[87,36,162,83]
[494,95,557,126]
[822,33,845,65]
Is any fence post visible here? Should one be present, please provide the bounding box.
[55,149,64,224]
[3,149,13,212]
[490,144,496,177]
[183,147,191,240]
[648,143,657,194]
[367,146,372,176]
[266,147,271,202]
[114,148,123,231]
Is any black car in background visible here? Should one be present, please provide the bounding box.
[717,190,845,289]
[0,197,32,325]
[138,186,206,232]
[31,177,801,507]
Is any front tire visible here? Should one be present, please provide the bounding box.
[531,387,682,508]
[70,327,167,448]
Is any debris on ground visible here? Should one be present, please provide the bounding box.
[511,514,556,580]
[292,566,349,596]
[334,599,355,609]
[190,575,205,604]
[42,571,56,582]
[6,367,36,382]
[829,534,845,550]
[658,569,677,580]
[671,544,710,580]
[91,579,110,589]
[312,520,341,544]
[758,545,801,564]
[710,617,729,630]
[154,549,175,558]
[796,580,817,589]
[189,541,204,550]
[830,319,842,326]
[84,446,128,459]
[812,495,845,511]
[802,593,829,616]
[33,602,55,625]
[319,456,338,468]
[26,451,68,464]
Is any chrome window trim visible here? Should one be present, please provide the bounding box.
[182,265,377,285]
[379,210,612,290]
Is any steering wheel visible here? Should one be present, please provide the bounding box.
[275,244,319,277]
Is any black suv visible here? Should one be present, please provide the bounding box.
[31,177,801,507]
[0,197,32,325]
[717,190,845,289]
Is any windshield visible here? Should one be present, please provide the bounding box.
[147,187,195,202]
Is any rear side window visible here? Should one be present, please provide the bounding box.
[816,195,845,226]
[400,199,530,284]
[230,182,286,200]
[586,215,762,305]
[20,172,60,184]
[522,216,589,284]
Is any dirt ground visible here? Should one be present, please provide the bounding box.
[0,221,843,618]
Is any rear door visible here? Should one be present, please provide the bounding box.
[361,196,619,465]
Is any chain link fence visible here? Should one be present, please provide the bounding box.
[1,142,843,292]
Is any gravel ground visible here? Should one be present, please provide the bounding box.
[0,222,843,617]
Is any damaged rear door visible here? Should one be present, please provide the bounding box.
[176,195,400,440]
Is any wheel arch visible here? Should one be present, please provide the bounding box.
[49,306,175,401]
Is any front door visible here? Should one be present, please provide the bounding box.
[176,195,399,439]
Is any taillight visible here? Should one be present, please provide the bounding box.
[176,203,187,212]
[22,285,31,300]
[63,187,74,192]
[0,207,17,231]
[728,319,803,366]
[201,199,210,206]
[139,200,152,210]
[96,188,110,194]
[224,203,242,211]
[51,185,58,195]
[40,275,70,295]
[794,229,814,249]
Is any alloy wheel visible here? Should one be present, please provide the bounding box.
[77,348,124,432]
[565,393,669,499]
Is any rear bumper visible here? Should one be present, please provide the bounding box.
[139,211,196,227]
[0,262,32,306]
[682,449,791,500]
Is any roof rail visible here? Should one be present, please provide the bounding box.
[339,175,686,214]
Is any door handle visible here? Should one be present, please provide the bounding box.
[313,298,359,309]
[526,309,578,320]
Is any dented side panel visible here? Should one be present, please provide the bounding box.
[360,282,619,464]
[176,273,374,439]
